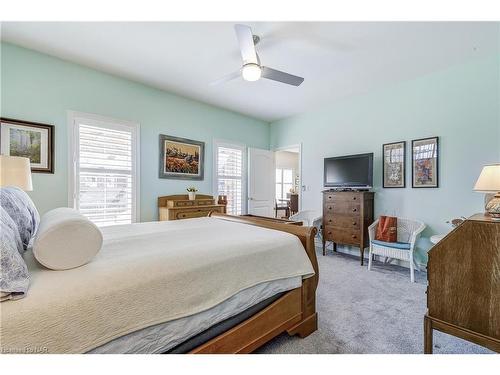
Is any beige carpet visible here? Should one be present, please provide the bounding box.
[257,248,493,354]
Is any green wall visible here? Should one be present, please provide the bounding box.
[2,42,499,264]
[270,55,500,264]
[1,42,270,221]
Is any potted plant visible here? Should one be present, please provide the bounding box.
[187,187,198,201]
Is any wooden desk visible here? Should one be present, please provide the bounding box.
[158,194,226,221]
[424,213,500,353]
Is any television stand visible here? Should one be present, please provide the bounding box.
[322,190,374,265]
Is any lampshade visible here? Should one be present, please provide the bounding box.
[473,163,500,192]
[0,155,33,191]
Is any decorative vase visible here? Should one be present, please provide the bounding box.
[188,192,196,201]
[485,192,500,219]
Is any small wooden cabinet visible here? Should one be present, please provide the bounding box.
[158,194,226,221]
[322,191,374,265]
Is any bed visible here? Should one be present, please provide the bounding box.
[0,212,319,354]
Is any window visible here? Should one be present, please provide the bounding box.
[385,146,404,164]
[214,140,246,215]
[69,112,140,227]
[414,143,437,160]
[276,168,293,201]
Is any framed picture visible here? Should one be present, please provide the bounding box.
[0,117,54,173]
[383,141,406,188]
[159,134,204,180]
[412,136,439,188]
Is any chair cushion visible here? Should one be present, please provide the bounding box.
[371,239,411,250]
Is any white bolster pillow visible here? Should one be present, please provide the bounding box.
[33,207,102,270]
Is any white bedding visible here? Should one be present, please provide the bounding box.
[0,217,314,354]
[90,276,301,353]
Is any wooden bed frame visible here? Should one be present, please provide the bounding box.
[189,213,319,354]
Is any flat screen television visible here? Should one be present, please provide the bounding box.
[324,153,373,189]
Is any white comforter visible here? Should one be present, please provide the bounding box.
[0,217,314,354]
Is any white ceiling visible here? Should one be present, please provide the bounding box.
[1,22,498,122]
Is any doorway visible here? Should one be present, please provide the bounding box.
[274,145,301,219]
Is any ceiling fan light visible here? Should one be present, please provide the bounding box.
[242,63,262,82]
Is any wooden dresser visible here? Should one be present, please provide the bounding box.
[158,194,226,221]
[425,213,500,353]
[322,191,374,265]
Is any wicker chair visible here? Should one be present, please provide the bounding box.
[368,218,426,282]
[289,210,322,241]
[289,210,322,228]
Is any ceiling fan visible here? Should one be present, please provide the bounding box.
[211,24,304,87]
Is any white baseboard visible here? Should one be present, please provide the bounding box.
[315,238,427,272]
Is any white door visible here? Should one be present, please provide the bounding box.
[248,148,275,217]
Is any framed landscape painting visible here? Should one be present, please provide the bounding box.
[383,141,406,188]
[159,134,204,180]
[0,117,54,173]
[412,136,439,188]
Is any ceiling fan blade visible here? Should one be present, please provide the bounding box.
[234,24,258,65]
[209,70,241,86]
[262,67,304,86]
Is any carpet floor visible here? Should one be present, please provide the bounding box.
[257,248,493,354]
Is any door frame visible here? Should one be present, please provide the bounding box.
[273,143,303,212]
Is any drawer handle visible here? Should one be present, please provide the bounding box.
[353,197,357,200]
[328,196,332,199]
[329,219,332,223]
[352,208,357,212]
[328,206,332,210]
[352,222,356,226]
[351,235,357,239]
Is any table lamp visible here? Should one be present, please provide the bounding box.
[473,163,500,219]
[0,155,33,191]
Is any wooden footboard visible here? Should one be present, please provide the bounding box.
[190,213,319,353]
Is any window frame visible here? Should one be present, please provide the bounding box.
[212,138,247,215]
[67,110,141,224]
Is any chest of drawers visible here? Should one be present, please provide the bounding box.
[322,191,374,265]
[158,194,226,221]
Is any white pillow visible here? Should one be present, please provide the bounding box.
[33,208,102,270]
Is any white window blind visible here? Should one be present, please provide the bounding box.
[70,113,139,227]
[214,142,246,215]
